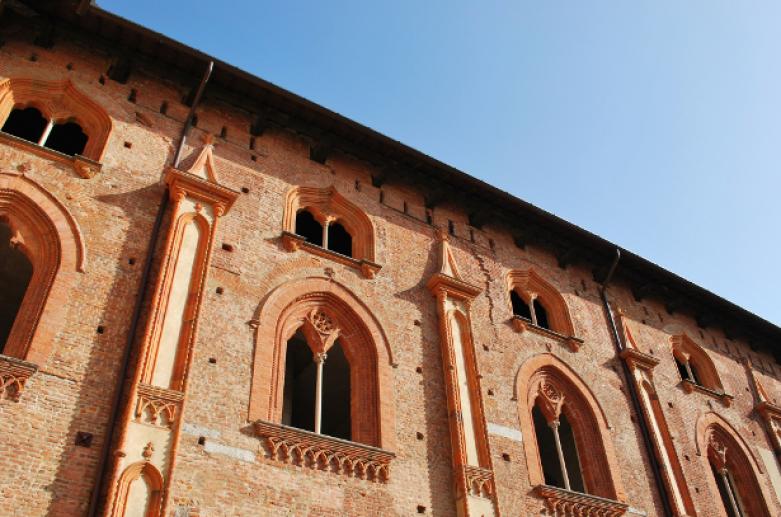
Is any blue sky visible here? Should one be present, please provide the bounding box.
[100,1,781,325]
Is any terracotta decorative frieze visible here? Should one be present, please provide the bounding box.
[281,231,381,278]
[0,355,37,401]
[134,383,184,428]
[254,420,394,482]
[464,464,494,497]
[534,485,628,517]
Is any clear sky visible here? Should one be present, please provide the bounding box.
[100,1,781,325]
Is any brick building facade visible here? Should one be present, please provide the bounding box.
[0,2,780,516]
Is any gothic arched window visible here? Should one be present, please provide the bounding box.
[516,354,627,508]
[702,420,772,517]
[0,220,33,354]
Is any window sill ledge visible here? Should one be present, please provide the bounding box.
[0,132,102,178]
[280,231,381,279]
[534,485,628,516]
[0,354,38,402]
[253,419,394,482]
[680,379,733,407]
[511,316,584,352]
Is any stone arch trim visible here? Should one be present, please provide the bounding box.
[0,77,112,161]
[515,353,626,501]
[0,172,84,364]
[250,276,395,449]
[696,412,773,516]
[670,334,724,392]
[109,461,163,517]
[507,269,575,336]
[282,185,375,262]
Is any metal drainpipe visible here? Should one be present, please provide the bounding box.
[87,60,214,517]
[600,248,674,517]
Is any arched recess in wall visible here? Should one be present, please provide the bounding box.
[696,412,773,517]
[109,461,163,517]
[140,212,211,391]
[507,270,574,335]
[282,186,375,262]
[514,353,626,501]
[670,334,725,393]
[250,276,395,449]
[0,78,112,162]
[0,172,85,365]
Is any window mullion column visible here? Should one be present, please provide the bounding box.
[720,468,742,517]
[549,419,571,491]
[314,352,327,434]
[684,360,696,383]
[529,293,538,326]
[38,119,54,146]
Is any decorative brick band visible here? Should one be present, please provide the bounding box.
[134,383,184,428]
[534,485,628,517]
[254,420,394,482]
[0,354,37,401]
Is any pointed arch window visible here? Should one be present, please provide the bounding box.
[516,356,628,514]
[508,270,582,351]
[282,186,380,278]
[0,78,112,177]
[0,173,84,401]
[702,423,772,517]
[671,335,732,406]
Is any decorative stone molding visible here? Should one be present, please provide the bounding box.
[512,315,584,352]
[0,172,85,365]
[134,383,184,428]
[680,379,733,407]
[0,355,37,401]
[533,485,628,517]
[280,231,381,278]
[254,420,394,483]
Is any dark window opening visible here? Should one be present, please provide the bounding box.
[675,356,690,382]
[533,405,564,488]
[2,107,47,143]
[688,360,703,386]
[711,463,743,517]
[0,222,33,354]
[511,290,531,320]
[281,331,316,432]
[294,209,323,246]
[45,120,88,156]
[321,341,351,440]
[534,299,550,330]
[559,412,586,493]
[327,221,352,257]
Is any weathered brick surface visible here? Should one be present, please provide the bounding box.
[0,14,780,517]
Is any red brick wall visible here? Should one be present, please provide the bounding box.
[0,18,779,516]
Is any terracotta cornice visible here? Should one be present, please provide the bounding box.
[534,485,628,517]
[426,272,481,300]
[280,231,381,279]
[0,132,102,178]
[620,348,660,371]
[164,167,239,215]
